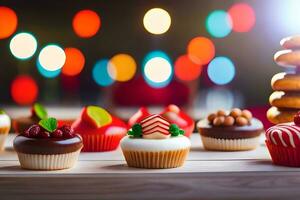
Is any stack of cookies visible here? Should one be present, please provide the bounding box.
[267,35,300,124]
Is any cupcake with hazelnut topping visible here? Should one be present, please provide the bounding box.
[197,108,264,151]
[13,117,83,170]
[0,109,11,151]
[121,114,191,168]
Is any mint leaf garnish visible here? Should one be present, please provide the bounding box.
[169,124,185,136]
[39,117,57,132]
[33,103,48,120]
[128,123,142,138]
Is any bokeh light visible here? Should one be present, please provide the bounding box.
[37,60,61,78]
[0,6,17,39]
[174,55,202,81]
[62,47,85,76]
[206,10,232,38]
[9,32,37,60]
[228,3,255,32]
[73,9,101,38]
[11,75,38,105]
[108,54,137,82]
[142,51,173,88]
[207,56,235,85]
[93,59,114,87]
[206,87,234,113]
[187,37,215,65]
[38,44,66,71]
[143,8,171,35]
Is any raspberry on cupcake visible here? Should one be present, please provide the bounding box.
[197,108,264,151]
[0,109,11,151]
[13,117,83,170]
[121,114,191,169]
[72,106,127,152]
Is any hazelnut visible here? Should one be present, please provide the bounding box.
[207,113,217,123]
[217,110,226,116]
[241,109,252,120]
[230,108,242,118]
[223,116,235,126]
[213,116,225,126]
[236,117,248,126]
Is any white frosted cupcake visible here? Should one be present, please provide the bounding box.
[121,114,191,169]
[0,109,11,151]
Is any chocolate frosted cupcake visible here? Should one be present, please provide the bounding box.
[197,108,264,151]
[14,117,83,170]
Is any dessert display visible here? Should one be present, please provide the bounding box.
[13,117,83,170]
[266,112,300,167]
[72,106,127,152]
[268,35,300,124]
[128,104,195,137]
[13,103,48,133]
[121,114,191,168]
[0,109,11,151]
[197,108,264,151]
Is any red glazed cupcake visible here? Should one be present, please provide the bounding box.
[266,112,300,167]
[72,106,127,152]
[128,104,194,137]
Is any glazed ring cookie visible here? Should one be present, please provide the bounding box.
[271,72,300,91]
[280,35,300,49]
[269,91,300,109]
[267,106,297,124]
[274,50,300,67]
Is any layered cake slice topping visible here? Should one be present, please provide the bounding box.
[128,114,184,139]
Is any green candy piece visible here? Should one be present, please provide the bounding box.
[39,117,57,132]
[33,103,48,120]
[128,123,142,138]
[87,106,112,128]
[169,124,185,137]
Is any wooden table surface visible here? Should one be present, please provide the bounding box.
[1,133,300,200]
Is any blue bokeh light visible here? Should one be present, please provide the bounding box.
[206,10,232,38]
[208,56,235,85]
[142,50,173,88]
[92,59,114,87]
[36,60,61,78]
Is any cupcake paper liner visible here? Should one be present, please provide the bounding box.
[200,135,260,151]
[16,149,81,170]
[266,141,300,167]
[81,133,125,152]
[122,148,189,169]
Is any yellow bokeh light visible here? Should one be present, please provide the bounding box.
[108,54,137,82]
[143,8,171,35]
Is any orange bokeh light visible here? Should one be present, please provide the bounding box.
[11,75,38,105]
[72,9,101,38]
[228,3,255,33]
[62,47,85,76]
[0,6,17,39]
[187,37,215,65]
[175,55,203,81]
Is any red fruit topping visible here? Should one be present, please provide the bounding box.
[26,124,41,137]
[60,125,72,134]
[52,129,63,138]
[39,131,50,138]
[294,112,300,125]
[63,131,73,138]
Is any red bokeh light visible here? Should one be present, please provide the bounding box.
[11,75,38,105]
[72,9,101,38]
[175,55,203,81]
[0,6,18,39]
[62,47,85,76]
[187,37,215,65]
[228,3,255,33]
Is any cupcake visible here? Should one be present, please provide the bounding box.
[197,108,264,151]
[128,104,194,137]
[0,109,11,151]
[266,112,300,167]
[121,114,191,168]
[13,117,83,170]
[13,103,48,134]
[72,106,127,152]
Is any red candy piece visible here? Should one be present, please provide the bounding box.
[128,107,151,127]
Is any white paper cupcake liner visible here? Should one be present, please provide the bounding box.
[16,149,81,170]
[200,135,260,151]
[0,133,8,151]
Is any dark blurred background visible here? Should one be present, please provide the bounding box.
[0,0,298,113]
